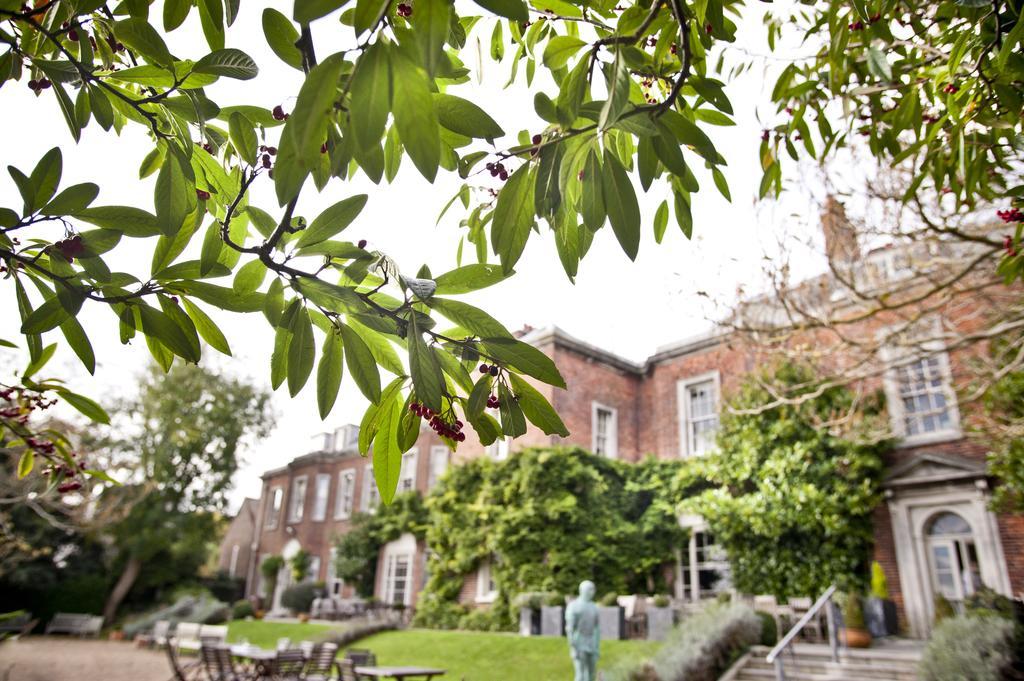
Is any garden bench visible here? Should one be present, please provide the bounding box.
[0,612,37,639]
[44,612,103,637]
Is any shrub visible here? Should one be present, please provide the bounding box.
[652,595,671,608]
[457,608,503,632]
[412,597,466,630]
[543,592,565,607]
[290,550,311,582]
[600,593,620,607]
[934,594,956,624]
[919,615,1015,681]
[604,603,761,681]
[870,562,888,600]
[260,555,284,603]
[232,599,254,620]
[755,611,777,646]
[512,592,546,610]
[842,592,866,629]
[203,606,230,624]
[281,583,321,614]
[964,587,1015,621]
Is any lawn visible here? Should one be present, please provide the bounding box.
[225,622,659,680]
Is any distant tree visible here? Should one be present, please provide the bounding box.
[94,362,273,622]
[976,336,1024,511]
[687,363,889,598]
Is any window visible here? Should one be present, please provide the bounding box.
[592,403,618,458]
[335,470,356,519]
[328,547,344,596]
[307,555,321,583]
[476,560,498,603]
[289,476,308,523]
[893,356,958,439]
[228,544,240,577]
[311,474,330,521]
[678,374,720,457]
[486,437,511,460]
[265,487,283,530]
[679,516,731,602]
[428,446,449,489]
[362,463,380,512]
[383,554,411,605]
[398,449,418,493]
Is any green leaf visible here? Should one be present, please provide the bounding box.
[41,182,99,215]
[21,297,70,335]
[354,0,388,34]
[470,0,527,21]
[181,298,232,355]
[295,194,368,248]
[29,147,62,211]
[113,18,173,66]
[295,0,351,23]
[653,199,668,243]
[497,381,527,437]
[542,35,586,69]
[339,322,382,403]
[349,42,391,152]
[60,316,96,374]
[467,375,492,419]
[390,46,440,182]
[23,342,57,379]
[408,314,445,412]
[581,149,605,230]
[155,151,195,237]
[229,111,259,166]
[197,0,225,50]
[534,142,563,218]
[491,163,535,274]
[137,303,201,362]
[556,55,589,125]
[599,54,630,130]
[271,322,291,390]
[233,259,267,294]
[158,295,202,361]
[372,396,403,504]
[412,0,451,77]
[434,263,508,294]
[195,48,259,80]
[433,94,504,141]
[164,0,191,31]
[429,298,512,339]
[287,306,316,396]
[169,281,265,312]
[17,450,33,479]
[316,329,345,419]
[866,46,892,81]
[262,8,303,70]
[58,389,110,424]
[509,373,568,436]
[601,149,640,260]
[73,206,161,237]
[483,337,565,388]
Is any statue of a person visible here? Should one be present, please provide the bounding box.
[565,580,600,681]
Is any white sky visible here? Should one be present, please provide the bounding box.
[0,0,828,509]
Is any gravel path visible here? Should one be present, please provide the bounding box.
[0,637,170,681]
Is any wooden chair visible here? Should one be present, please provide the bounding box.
[165,643,202,681]
[336,659,358,681]
[304,642,340,681]
[268,649,307,680]
[200,643,247,681]
[344,649,376,667]
[788,597,824,641]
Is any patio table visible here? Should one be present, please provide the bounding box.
[355,666,446,680]
[229,644,278,677]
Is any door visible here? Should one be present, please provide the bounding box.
[926,512,981,614]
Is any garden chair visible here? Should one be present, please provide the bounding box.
[200,643,248,681]
[267,649,307,681]
[165,641,202,681]
[344,649,376,667]
[152,620,171,648]
[788,597,824,641]
[277,637,292,651]
[303,642,340,681]
[336,659,358,681]
[175,622,202,654]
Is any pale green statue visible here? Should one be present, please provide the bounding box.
[565,580,600,681]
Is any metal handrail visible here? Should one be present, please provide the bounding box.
[764,584,840,681]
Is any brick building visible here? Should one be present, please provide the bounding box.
[230,210,1021,638]
[217,497,259,582]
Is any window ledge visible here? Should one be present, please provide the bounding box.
[894,429,962,449]
[475,593,498,604]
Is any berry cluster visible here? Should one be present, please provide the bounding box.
[53,234,85,262]
[485,394,501,409]
[397,3,413,16]
[104,34,126,53]
[60,21,80,41]
[44,453,87,494]
[409,402,466,441]
[485,162,509,181]
[272,105,289,121]
[1004,235,1018,257]
[478,363,500,376]
[27,78,52,92]
[997,208,1023,224]
[1,387,56,424]
[942,83,959,94]
[260,144,277,170]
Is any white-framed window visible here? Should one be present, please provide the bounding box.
[380,534,416,606]
[428,446,449,489]
[476,560,498,603]
[228,544,240,577]
[328,547,344,596]
[882,339,961,446]
[678,515,731,603]
[591,403,618,458]
[307,555,321,583]
[335,469,356,519]
[398,449,418,493]
[362,463,380,512]
[486,437,511,461]
[678,372,720,457]
[265,487,283,530]
[289,476,308,523]
[311,473,331,521]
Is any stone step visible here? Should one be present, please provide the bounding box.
[734,668,917,681]
[725,645,924,681]
[738,663,918,681]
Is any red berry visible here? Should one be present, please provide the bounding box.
[267,146,278,156]
[532,134,542,145]
[320,143,328,154]
[479,364,490,374]
[358,239,368,249]
[68,28,78,41]
[272,105,287,121]
[196,189,211,200]
[498,170,508,181]
[761,130,770,142]
[489,365,499,377]
[58,481,82,493]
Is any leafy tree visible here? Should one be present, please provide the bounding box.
[687,363,889,599]
[93,362,273,622]
[976,336,1024,511]
[260,554,285,604]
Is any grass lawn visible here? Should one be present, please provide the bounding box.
[347,629,660,681]
[225,622,659,680]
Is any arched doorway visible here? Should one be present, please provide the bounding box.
[926,511,982,612]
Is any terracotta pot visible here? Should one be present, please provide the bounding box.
[109,630,124,641]
[254,610,265,620]
[844,627,872,648]
[298,613,310,623]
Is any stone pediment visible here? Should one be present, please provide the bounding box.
[883,452,987,488]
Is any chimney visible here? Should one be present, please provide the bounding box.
[821,195,861,266]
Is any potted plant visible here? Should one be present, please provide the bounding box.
[841,591,872,648]
[514,592,544,636]
[290,550,311,582]
[864,562,898,637]
[646,595,674,641]
[597,593,624,641]
[540,592,565,637]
